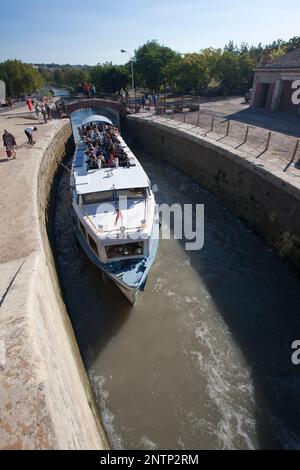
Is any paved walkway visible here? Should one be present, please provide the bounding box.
[0,106,109,450]
[0,106,66,263]
[132,111,300,192]
[140,99,300,179]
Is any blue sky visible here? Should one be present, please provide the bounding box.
[0,0,298,64]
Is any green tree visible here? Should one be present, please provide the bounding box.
[213,52,255,94]
[285,36,300,52]
[0,60,44,97]
[38,67,53,84]
[165,52,214,93]
[134,40,179,92]
[63,67,90,90]
[90,63,129,94]
[269,47,287,61]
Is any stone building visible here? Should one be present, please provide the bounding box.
[251,47,300,114]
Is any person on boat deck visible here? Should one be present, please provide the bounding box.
[114,145,126,160]
[24,127,38,146]
[87,153,98,170]
[85,145,95,157]
[77,126,84,139]
[108,152,117,168]
[120,155,131,168]
[97,152,105,168]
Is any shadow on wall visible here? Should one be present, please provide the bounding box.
[226,107,300,138]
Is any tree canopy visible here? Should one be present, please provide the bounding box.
[90,63,129,94]
[0,60,44,97]
[134,40,180,92]
[1,35,299,99]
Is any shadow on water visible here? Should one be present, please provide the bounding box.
[52,155,133,365]
[52,107,300,450]
[51,108,133,365]
[130,144,300,450]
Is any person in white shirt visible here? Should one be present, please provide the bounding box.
[25,127,38,146]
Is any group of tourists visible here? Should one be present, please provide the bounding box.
[81,82,96,98]
[79,123,131,170]
[34,102,52,124]
[141,93,157,110]
[26,96,66,120]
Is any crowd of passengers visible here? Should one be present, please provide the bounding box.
[78,123,131,170]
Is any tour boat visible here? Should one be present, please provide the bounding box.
[70,115,159,304]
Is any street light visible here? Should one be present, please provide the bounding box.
[121,49,136,106]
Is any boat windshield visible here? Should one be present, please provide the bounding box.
[105,242,144,259]
[116,188,147,199]
[82,190,114,205]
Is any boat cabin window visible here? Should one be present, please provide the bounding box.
[105,242,144,259]
[116,188,147,199]
[88,234,99,256]
[82,190,114,205]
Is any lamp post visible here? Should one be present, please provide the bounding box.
[121,49,136,108]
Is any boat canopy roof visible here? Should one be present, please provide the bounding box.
[81,115,113,126]
[75,165,149,194]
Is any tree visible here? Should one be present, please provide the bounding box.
[164,52,213,93]
[269,47,286,61]
[90,63,129,94]
[285,36,300,52]
[63,67,90,90]
[213,52,255,94]
[134,40,180,92]
[0,60,44,97]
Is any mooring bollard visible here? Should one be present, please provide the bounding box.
[244,125,250,143]
[291,139,300,163]
[182,108,190,124]
[197,96,201,127]
[283,139,299,172]
[165,109,173,120]
[225,120,231,137]
[264,131,272,153]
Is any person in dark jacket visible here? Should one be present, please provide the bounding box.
[2,129,17,159]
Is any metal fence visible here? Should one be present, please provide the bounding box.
[58,92,300,177]
[152,99,300,178]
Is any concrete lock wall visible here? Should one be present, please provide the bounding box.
[126,117,300,275]
[0,121,109,450]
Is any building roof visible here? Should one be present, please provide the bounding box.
[257,47,300,70]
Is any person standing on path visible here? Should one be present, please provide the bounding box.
[26,97,33,113]
[45,103,52,120]
[24,127,38,146]
[35,103,42,123]
[2,129,17,159]
[41,104,48,124]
